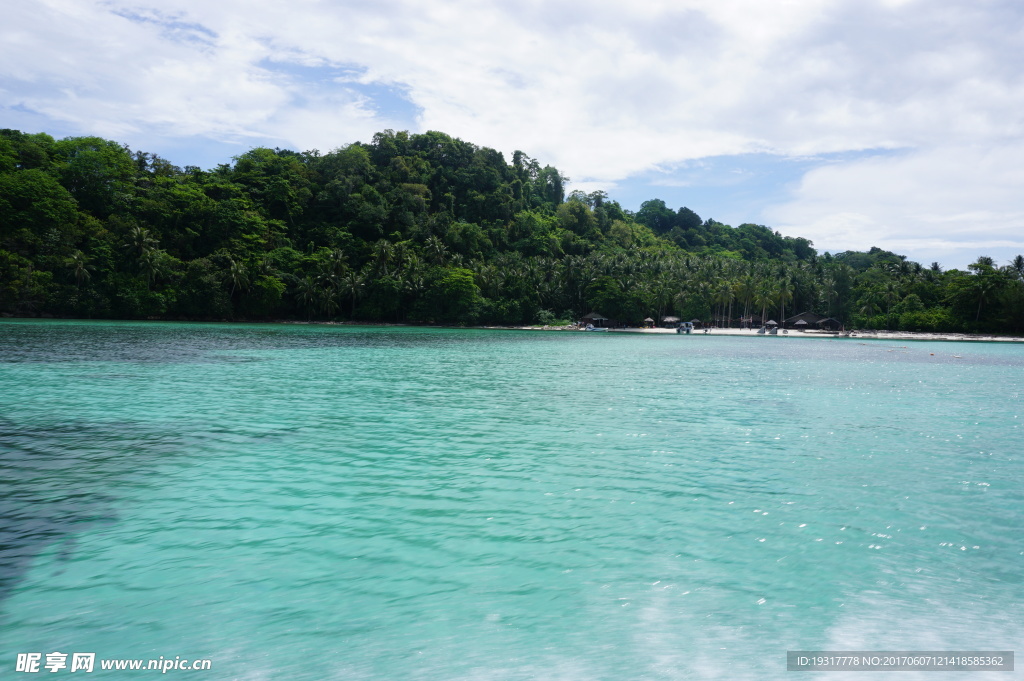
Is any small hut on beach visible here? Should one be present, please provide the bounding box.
[817,317,842,331]
[661,315,681,328]
[783,311,824,329]
[580,312,610,328]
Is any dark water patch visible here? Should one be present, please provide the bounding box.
[0,414,301,611]
[0,320,563,366]
[0,417,183,607]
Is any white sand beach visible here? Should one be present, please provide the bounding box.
[524,325,1024,343]
[291,320,1024,342]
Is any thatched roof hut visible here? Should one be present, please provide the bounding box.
[783,311,825,329]
[580,311,610,327]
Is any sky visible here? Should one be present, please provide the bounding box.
[3,0,1023,269]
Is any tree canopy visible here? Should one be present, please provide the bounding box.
[1,127,1022,333]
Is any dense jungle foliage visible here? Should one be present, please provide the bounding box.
[2,128,1022,332]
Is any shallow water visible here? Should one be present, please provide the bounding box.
[1,321,1021,679]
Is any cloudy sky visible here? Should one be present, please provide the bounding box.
[3,0,1023,268]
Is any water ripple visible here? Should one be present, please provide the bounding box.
[1,321,1022,679]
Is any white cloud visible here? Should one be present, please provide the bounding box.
[0,0,397,149]
[762,145,1024,268]
[6,1,1020,165]
[2,0,1024,264]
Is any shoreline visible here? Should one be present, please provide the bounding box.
[4,315,1023,343]
[488,325,1024,343]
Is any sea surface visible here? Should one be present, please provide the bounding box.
[0,320,1021,680]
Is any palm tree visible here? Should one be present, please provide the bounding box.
[859,290,882,322]
[714,281,733,328]
[737,276,756,325]
[777,279,793,326]
[972,273,1002,323]
[882,282,899,328]
[341,270,365,319]
[654,275,675,324]
[227,258,249,297]
[124,226,157,259]
[371,239,395,277]
[295,276,317,320]
[820,276,836,316]
[424,236,448,266]
[123,227,161,286]
[138,249,166,288]
[326,249,347,277]
[692,280,711,324]
[66,250,93,287]
[1011,255,1024,280]
[403,272,426,312]
[755,285,774,327]
[322,289,340,318]
[673,288,688,317]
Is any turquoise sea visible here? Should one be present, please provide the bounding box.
[0,320,1021,679]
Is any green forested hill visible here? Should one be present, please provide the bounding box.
[1,128,1022,331]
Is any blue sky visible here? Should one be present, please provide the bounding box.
[3,0,1024,269]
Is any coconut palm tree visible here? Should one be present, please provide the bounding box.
[737,276,756,325]
[325,249,347,277]
[424,236,448,266]
[138,249,167,289]
[859,290,882,322]
[371,239,395,277]
[971,272,1001,323]
[295,276,317,320]
[124,226,157,259]
[341,270,365,319]
[820,276,837,316]
[227,258,249,297]
[66,250,93,287]
[777,279,793,326]
[714,281,733,328]
[322,288,340,318]
[1011,255,1024,280]
[883,282,899,328]
[755,284,775,328]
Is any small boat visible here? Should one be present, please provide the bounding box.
[769,327,778,335]
[757,326,766,334]
[676,322,694,334]
[584,324,609,332]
